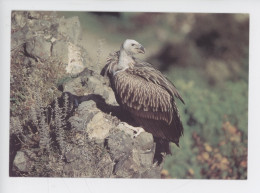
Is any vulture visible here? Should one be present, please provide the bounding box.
[101,39,184,163]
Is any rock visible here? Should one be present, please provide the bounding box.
[63,76,85,96]
[66,42,85,74]
[52,40,68,64]
[63,70,117,105]
[133,132,155,167]
[58,16,81,44]
[107,129,134,161]
[86,112,111,141]
[64,99,162,178]
[25,36,52,61]
[11,11,82,73]
[10,11,163,178]
[13,151,32,173]
[13,12,27,27]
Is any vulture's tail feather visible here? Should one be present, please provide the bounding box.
[153,137,171,165]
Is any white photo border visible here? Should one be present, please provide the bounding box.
[1,0,259,193]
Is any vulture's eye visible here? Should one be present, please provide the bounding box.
[131,43,135,46]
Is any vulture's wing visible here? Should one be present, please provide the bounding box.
[100,51,120,77]
[132,57,153,67]
[132,59,185,104]
[113,65,183,141]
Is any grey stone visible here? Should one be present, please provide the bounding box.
[25,36,52,61]
[52,40,68,64]
[58,17,81,44]
[108,129,133,161]
[13,151,32,173]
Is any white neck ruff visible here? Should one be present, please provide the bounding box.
[113,49,134,76]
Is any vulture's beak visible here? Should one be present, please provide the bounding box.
[139,44,145,54]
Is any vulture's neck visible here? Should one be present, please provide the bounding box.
[114,49,135,75]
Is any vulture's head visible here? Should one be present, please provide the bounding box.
[122,39,145,55]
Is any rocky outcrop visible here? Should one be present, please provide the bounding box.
[10,11,163,178]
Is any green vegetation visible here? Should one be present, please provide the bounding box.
[165,67,248,179]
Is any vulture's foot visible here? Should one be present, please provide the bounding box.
[120,122,145,138]
[133,127,145,138]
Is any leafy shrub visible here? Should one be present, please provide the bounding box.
[164,67,248,179]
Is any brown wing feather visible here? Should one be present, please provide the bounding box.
[100,51,120,78]
[114,69,173,124]
[113,68,183,142]
[131,62,185,104]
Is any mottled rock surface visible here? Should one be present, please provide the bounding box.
[10,11,163,178]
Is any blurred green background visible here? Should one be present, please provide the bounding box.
[60,12,249,179]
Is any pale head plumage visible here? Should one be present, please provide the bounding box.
[121,39,145,56]
[112,39,145,75]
